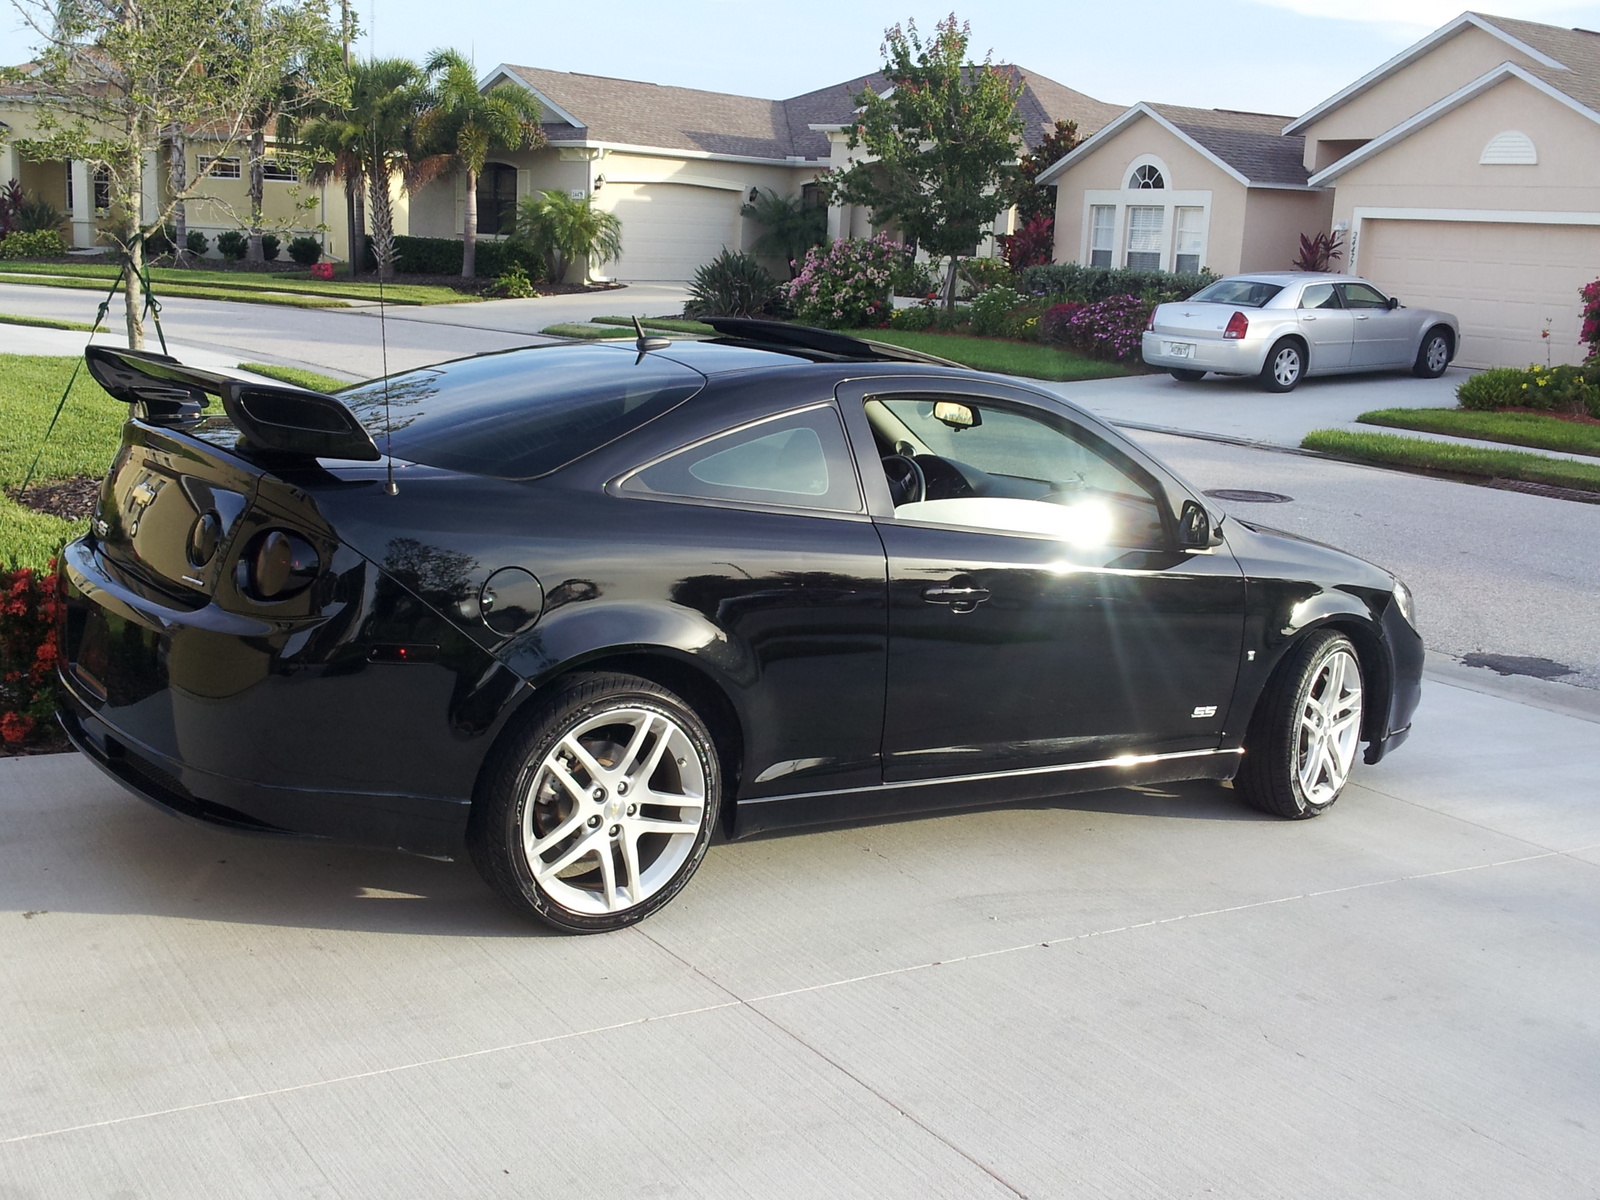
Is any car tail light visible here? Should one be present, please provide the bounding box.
[1146,309,1157,331]
[243,529,320,600]
[1224,312,1249,340]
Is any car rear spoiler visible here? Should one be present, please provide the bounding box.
[700,317,963,368]
[85,345,381,462]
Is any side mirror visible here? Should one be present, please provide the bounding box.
[1179,499,1213,548]
[1386,295,1400,310]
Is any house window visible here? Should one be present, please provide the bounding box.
[476,162,518,237]
[1128,164,1165,189]
[1174,206,1204,274]
[800,182,823,210]
[262,160,298,182]
[92,166,111,212]
[1089,205,1114,268]
[198,156,242,180]
[1125,206,1164,270]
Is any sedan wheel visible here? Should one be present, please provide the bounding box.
[469,672,721,932]
[1259,340,1304,393]
[1413,329,1452,378]
[1236,631,1364,818]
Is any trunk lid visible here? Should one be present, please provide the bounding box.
[1149,302,1238,341]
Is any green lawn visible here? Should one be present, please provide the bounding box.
[592,316,717,334]
[1357,407,1600,459]
[843,329,1136,382]
[541,323,637,339]
[1,354,127,568]
[238,362,361,392]
[0,269,348,309]
[0,312,97,332]
[0,261,479,306]
[1302,428,1600,494]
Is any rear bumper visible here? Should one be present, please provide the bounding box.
[1142,332,1268,375]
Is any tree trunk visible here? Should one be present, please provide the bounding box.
[348,167,366,277]
[943,255,960,313]
[367,161,395,281]
[461,166,477,279]
[168,128,189,267]
[123,231,146,351]
[246,124,265,263]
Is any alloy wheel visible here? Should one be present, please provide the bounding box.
[1273,347,1302,388]
[1426,335,1450,373]
[1293,648,1363,806]
[521,706,706,915]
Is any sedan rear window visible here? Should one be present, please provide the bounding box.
[1188,279,1284,308]
[340,344,704,479]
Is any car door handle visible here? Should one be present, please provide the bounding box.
[1354,314,1371,320]
[923,584,991,612]
[1302,314,1316,321]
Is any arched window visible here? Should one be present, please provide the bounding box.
[476,163,519,236]
[1128,163,1165,189]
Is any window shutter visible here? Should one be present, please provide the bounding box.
[517,168,532,200]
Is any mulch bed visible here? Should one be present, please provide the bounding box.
[6,476,100,521]
[1488,405,1600,426]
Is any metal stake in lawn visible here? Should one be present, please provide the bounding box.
[19,236,168,494]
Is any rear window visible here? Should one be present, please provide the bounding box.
[1187,279,1284,308]
[340,344,704,479]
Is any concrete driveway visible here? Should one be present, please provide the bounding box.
[1,667,1597,1197]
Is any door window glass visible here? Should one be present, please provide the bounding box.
[621,406,861,512]
[1299,283,1342,310]
[1340,282,1390,309]
[865,396,1168,548]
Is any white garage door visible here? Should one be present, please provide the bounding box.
[1358,219,1600,368]
[600,182,741,281]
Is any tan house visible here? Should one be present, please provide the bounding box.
[407,64,1120,281]
[1036,104,1332,280]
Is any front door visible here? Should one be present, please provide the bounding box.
[839,380,1246,784]
[1342,281,1415,367]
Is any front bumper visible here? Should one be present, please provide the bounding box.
[1142,331,1269,375]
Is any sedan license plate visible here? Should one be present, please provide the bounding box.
[1165,341,1195,358]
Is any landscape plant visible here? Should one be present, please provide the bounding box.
[508,189,622,283]
[493,262,537,299]
[995,215,1054,273]
[787,234,898,328]
[216,229,250,260]
[1581,279,1600,361]
[0,230,65,259]
[287,234,322,264]
[185,229,211,257]
[739,189,826,278]
[0,179,22,239]
[260,232,281,261]
[1022,262,1216,305]
[1010,118,1079,227]
[0,562,63,751]
[957,256,1019,295]
[684,249,782,318]
[1293,230,1343,272]
[823,16,1024,310]
[968,285,1027,338]
[1063,294,1152,362]
[1038,301,1085,345]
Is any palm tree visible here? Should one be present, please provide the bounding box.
[509,189,622,284]
[740,188,826,278]
[291,56,428,279]
[415,49,545,278]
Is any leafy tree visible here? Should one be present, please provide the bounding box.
[3,0,339,348]
[1012,118,1079,226]
[824,15,1023,311]
[508,188,621,284]
[739,188,825,279]
[415,48,545,279]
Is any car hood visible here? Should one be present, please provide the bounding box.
[1222,517,1398,591]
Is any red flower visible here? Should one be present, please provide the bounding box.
[0,712,34,744]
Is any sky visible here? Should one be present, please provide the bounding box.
[5,0,1600,118]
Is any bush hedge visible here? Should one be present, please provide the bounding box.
[287,235,321,265]
[0,229,66,259]
[360,235,545,279]
[1457,363,1600,418]
[1021,263,1217,305]
[0,561,63,750]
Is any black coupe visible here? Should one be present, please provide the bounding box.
[58,321,1422,932]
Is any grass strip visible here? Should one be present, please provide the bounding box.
[842,328,1135,382]
[1302,428,1600,493]
[0,353,126,568]
[0,312,97,332]
[237,362,361,392]
[0,271,348,309]
[541,323,636,339]
[0,261,478,306]
[591,316,716,334]
[1357,407,1600,459]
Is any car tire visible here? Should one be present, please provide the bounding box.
[1413,328,1453,378]
[1235,631,1365,820]
[1259,339,1305,393]
[1170,369,1206,382]
[468,671,722,933]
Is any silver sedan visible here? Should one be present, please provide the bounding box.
[1141,272,1459,392]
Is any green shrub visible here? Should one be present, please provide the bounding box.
[890,256,940,299]
[1458,364,1597,417]
[185,229,211,257]
[685,249,782,318]
[1456,368,1527,411]
[16,195,64,235]
[361,235,544,279]
[968,285,1030,338]
[287,235,321,265]
[145,224,176,257]
[1022,262,1217,305]
[958,257,1019,296]
[787,234,898,328]
[0,229,65,259]
[261,233,280,262]
[216,230,248,261]
[493,262,537,299]
[890,304,937,331]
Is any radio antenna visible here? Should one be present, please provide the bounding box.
[372,124,397,496]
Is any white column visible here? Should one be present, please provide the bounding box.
[69,158,94,247]
[0,140,19,186]
[826,201,845,241]
[140,150,160,232]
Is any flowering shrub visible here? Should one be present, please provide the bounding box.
[968,286,1026,338]
[1064,294,1152,362]
[1,562,64,750]
[787,235,899,328]
[1581,280,1600,361]
[1038,302,1085,345]
[1457,363,1599,417]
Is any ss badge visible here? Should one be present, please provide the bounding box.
[1190,705,1218,718]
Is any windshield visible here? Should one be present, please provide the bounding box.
[1187,279,1285,308]
[341,345,704,479]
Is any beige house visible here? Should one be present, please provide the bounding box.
[407,64,1120,281]
[1037,104,1332,279]
[1294,13,1600,367]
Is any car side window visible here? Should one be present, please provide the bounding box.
[619,405,862,513]
[1299,283,1342,310]
[864,395,1168,548]
[1339,282,1389,310]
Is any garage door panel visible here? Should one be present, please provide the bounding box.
[601,182,741,281]
[1360,219,1600,368]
